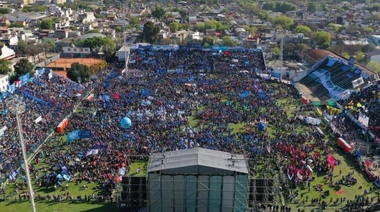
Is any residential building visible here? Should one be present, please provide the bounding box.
[4,12,46,23]
[365,50,380,65]
[0,75,9,92]
[53,0,66,4]
[55,29,70,39]
[78,12,96,24]
[371,35,380,46]
[0,45,15,60]
[6,0,35,5]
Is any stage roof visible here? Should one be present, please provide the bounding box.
[148,148,248,175]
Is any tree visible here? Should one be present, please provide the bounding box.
[341,51,350,59]
[269,15,294,29]
[313,31,332,48]
[363,27,374,34]
[367,61,380,73]
[86,29,101,34]
[204,20,223,31]
[370,13,380,21]
[194,23,205,32]
[0,8,9,14]
[243,26,258,36]
[151,7,166,20]
[295,43,310,52]
[17,40,27,55]
[295,25,311,34]
[0,59,12,75]
[271,47,280,55]
[129,16,140,28]
[362,44,376,53]
[142,21,160,44]
[222,36,238,47]
[14,58,35,78]
[169,22,179,32]
[40,19,54,30]
[67,62,90,83]
[307,3,317,13]
[76,36,116,58]
[202,36,216,46]
[327,23,339,33]
[356,51,365,64]
[257,10,268,20]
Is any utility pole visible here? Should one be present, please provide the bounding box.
[9,98,37,212]
[280,32,284,82]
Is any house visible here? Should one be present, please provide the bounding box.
[0,17,10,26]
[4,12,46,23]
[68,31,81,38]
[53,0,66,4]
[0,45,15,60]
[0,74,9,92]
[188,31,203,41]
[102,28,116,39]
[6,0,35,5]
[0,35,18,48]
[78,12,96,24]
[55,29,70,39]
[364,50,380,65]
[371,35,380,46]
[233,27,246,36]
[170,30,189,43]
[205,28,216,36]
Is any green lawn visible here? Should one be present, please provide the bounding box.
[0,201,116,212]
[127,161,148,177]
[288,148,377,210]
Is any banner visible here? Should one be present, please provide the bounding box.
[86,149,99,156]
[34,116,42,124]
[67,130,80,142]
[358,114,369,127]
[0,126,7,136]
[79,130,93,139]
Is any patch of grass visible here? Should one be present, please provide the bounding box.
[127,161,148,177]
[227,123,245,134]
[288,149,377,210]
[0,201,116,212]
[188,110,199,128]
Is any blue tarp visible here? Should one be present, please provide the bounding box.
[141,89,151,97]
[79,130,93,139]
[326,58,337,67]
[239,91,251,98]
[67,130,80,142]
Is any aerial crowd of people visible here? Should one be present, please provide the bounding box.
[0,47,379,211]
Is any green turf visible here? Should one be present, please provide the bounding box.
[127,161,148,177]
[0,201,116,212]
[288,149,377,210]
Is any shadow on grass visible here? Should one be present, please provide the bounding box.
[79,202,117,212]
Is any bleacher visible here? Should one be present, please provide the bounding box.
[299,56,372,100]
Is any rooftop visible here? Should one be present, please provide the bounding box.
[148,148,248,175]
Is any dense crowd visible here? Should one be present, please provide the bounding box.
[128,48,266,73]
[0,48,379,211]
[0,70,91,181]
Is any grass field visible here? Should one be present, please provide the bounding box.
[288,148,378,210]
[127,161,148,177]
[0,200,116,212]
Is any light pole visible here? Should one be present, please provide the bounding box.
[279,31,284,82]
[8,97,37,212]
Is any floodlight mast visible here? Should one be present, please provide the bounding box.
[9,98,37,212]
